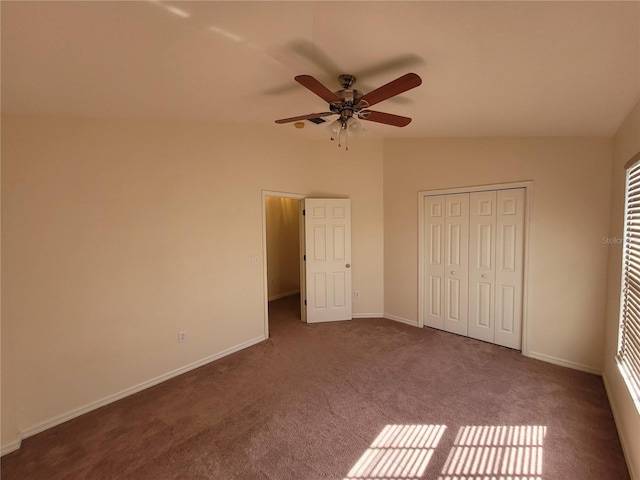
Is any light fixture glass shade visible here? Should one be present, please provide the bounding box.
[327,119,342,139]
[346,117,363,136]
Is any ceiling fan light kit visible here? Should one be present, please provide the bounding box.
[327,116,363,150]
[275,72,422,150]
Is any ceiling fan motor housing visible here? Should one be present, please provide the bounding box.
[332,78,367,120]
[335,88,363,105]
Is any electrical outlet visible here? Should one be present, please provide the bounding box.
[178,331,187,343]
[250,255,259,266]
[354,290,360,299]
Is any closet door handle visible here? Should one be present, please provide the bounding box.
[481,274,488,278]
[450,271,456,275]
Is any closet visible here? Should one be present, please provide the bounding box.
[422,188,525,349]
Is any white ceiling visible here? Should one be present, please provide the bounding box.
[2,1,639,138]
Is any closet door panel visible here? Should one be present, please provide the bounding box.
[494,189,525,349]
[423,196,446,329]
[444,194,469,336]
[468,191,496,343]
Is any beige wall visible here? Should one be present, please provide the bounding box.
[604,99,640,479]
[1,115,384,450]
[1,310,19,452]
[383,137,612,372]
[265,197,300,300]
[4,111,636,468]
[1,157,20,451]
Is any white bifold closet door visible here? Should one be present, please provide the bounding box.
[424,188,525,350]
[424,193,469,335]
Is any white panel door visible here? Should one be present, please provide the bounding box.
[468,191,497,343]
[423,195,446,330]
[494,189,525,349]
[444,194,469,336]
[421,188,525,349]
[304,198,352,323]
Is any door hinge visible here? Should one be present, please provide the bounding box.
[303,209,305,216]
[304,299,307,306]
[303,254,306,261]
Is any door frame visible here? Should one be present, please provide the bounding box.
[417,181,533,355]
[261,190,306,339]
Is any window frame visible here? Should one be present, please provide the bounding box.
[618,151,640,413]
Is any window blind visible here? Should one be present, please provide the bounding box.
[619,155,640,407]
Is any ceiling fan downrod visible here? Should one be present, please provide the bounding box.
[338,74,356,89]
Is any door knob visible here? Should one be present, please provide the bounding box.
[450,271,455,275]
[346,264,351,268]
[481,274,487,278]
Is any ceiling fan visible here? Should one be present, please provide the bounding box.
[275,73,422,149]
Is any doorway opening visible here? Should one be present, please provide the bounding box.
[262,191,306,339]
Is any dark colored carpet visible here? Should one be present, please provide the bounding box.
[1,295,629,479]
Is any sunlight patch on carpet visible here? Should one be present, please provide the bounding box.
[438,425,547,480]
[343,424,447,479]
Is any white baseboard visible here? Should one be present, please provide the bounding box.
[268,290,300,302]
[1,437,22,456]
[352,313,384,319]
[603,373,639,480]
[15,335,266,445]
[384,314,419,327]
[527,351,602,375]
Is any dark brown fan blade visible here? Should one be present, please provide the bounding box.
[295,75,341,104]
[360,110,412,127]
[275,112,334,124]
[358,73,422,108]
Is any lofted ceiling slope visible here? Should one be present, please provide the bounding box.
[2,1,639,138]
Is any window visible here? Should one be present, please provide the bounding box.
[619,152,640,409]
